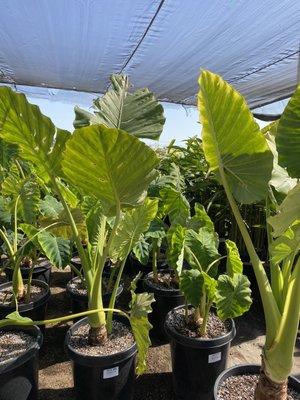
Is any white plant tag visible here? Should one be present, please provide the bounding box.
[103,366,119,379]
[208,352,221,363]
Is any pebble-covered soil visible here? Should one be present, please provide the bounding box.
[0,283,45,305]
[0,331,35,364]
[217,374,300,400]
[68,320,134,356]
[166,307,230,339]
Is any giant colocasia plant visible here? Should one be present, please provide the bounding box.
[0,86,164,374]
[198,70,300,399]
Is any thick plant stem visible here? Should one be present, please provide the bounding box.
[107,256,127,333]
[219,167,280,347]
[88,204,121,342]
[255,362,288,400]
[12,266,24,300]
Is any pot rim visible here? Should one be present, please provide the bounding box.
[213,364,300,399]
[0,279,51,312]
[164,305,236,349]
[143,270,182,297]
[0,325,43,374]
[65,316,137,367]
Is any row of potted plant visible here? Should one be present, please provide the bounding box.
[0,70,299,400]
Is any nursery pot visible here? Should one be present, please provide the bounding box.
[0,279,50,323]
[66,276,123,321]
[143,271,185,342]
[0,325,43,400]
[213,364,300,399]
[65,316,137,400]
[165,305,236,400]
[5,258,52,285]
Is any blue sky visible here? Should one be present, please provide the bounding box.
[28,96,200,147]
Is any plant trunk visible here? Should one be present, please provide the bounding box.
[255,365,288,400]
[88,325,108,346]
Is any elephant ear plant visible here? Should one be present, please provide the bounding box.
[167,205,252,336]
[0,86,161,374]
[198,70,300,399]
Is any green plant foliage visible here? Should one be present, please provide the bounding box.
[198,71,273,204]
[216,274,252,320]
[21,223,71,268]
[159,186,190,225]
[39,195,64,218]
[110,198,158,261]
[180,269,203,307]
[132,236,150,265]
[0,87,70,182]
[268,183,300,237]
[74,74,165,140]
[276,85,300,178]
[270,223,300,265]
[62,125,159,210]
[129,274,155,375]
[225,240,243,276]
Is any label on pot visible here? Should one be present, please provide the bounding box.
[208,352,221,363]
[103,366,119,379]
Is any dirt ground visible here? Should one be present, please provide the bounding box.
[3,268,300,399]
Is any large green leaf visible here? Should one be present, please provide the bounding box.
[198,71,273,204]
[160,186,190,225]
[132,235,150,265]
[129,275,155,375]
[21,224,71,268]
[167,224,186,275]
[0,87,70,182]
[110,198,158,261]
[266,133,297,195]
[187,203,214,232]
[39,208,86,239]
[74,74,165,140]
[276,85,300,178]
[270,223,300,264]
[0,138,18,170]
[39,195,64,218]
[216,274,252,320]
[62,125,159,209]
[268,183,300,237]
[180,269,203,307]
[225,240,243,277]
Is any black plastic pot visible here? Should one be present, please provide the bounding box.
[213,364,300,399]
[0,325,43,400]
[144,271,185,342]
[165,305,236,400]
[4,258,52,285]
[65,316,137,400]
[0,280,50,323]
[66,276,123,321]
[70,256,112,278]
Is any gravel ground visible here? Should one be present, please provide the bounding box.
[2,269,299,400]
[0,283,45,305]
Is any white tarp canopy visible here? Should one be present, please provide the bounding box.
[0,0,299,109]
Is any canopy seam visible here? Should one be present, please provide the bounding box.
[119,0,166,73]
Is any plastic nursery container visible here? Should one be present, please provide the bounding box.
[65,316,137,400]
[0,325,43,400]
[5,258,52,285]
[0,279,50,322]
[165,305,236,400]
[144,271,185,342]
[214,364,300,399]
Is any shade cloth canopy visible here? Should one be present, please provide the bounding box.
[0,0,299,108]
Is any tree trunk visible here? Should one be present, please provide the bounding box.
[88,325,108,346]
[255,365,288,400]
